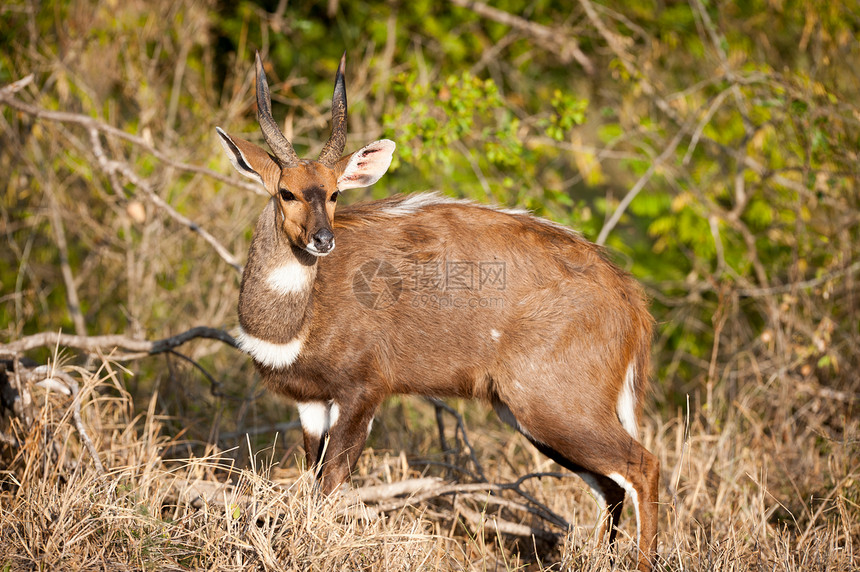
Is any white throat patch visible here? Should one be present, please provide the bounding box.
[266,260,314,295]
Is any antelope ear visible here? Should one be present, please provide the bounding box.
[216,127,279,194]
[335,139,395,191]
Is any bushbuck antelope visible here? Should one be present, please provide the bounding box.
[217,52,659,571]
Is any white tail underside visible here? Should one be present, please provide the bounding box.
[617,362,638,440]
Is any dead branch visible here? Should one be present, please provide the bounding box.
[355,472,574,530]
[0,84,263,196]
[45,183,88,335]
[425,397,487,481]
[1,79,251,273]
[449,0,594,74]
[457,490,565,538]
[1,356,35,429]
[737,260,860,297]
[166,349,253,402]
[167,470,575,541]
[595,123,690,246]
[0,73,34,96]
[1,359,105,474]
[455,494,557,540]
[0,326,237,357]
[171,477,244,510]
[794,381,859,404]
[353,477,445,503]
[86,128,244,273]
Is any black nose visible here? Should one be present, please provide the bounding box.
[312,228,335,253]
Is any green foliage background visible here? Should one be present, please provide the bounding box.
[1,0,858,441]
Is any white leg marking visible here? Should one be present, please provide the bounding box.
[329,402,341,429]
[367,417,374,435]
[576,472,609,532]
[617,362,639,439]
[608,472,640,549]
[577,472,608,511]
[297,402,331,439]
[236,327,303,369]
[266,261,313,295]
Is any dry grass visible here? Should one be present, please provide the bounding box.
[1,359,461,571]
[1,350,857,571]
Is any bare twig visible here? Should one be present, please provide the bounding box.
[0,87,263,196]
[794,381,858,404]
[737,260,860,297]
[455,494,558,540]
[0,74,34,96]
[425,397,487,481]
[166,349,250,402]
[578,0,679,123]
[171,476,248,510]
[449,0,594,74]
[354,477,445,503]
[3,355,34,428]
[355,471,576,531]
[0,326,237,357]
[2,83,254,273]
[45,184,88,336]
[596,125,689,245]
[86,129,244,273]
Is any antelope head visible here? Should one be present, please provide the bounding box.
[216,52,395,257]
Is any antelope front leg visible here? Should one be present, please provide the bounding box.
[317,401,377,494]
[297,401,331,473]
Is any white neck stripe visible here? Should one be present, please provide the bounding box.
[236,328,303,369]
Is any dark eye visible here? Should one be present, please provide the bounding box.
[279,189,296,201]
[329,191,340,202]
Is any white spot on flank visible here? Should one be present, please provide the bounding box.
[490,329,501,342]
[617,362,639,439]
[608,472,640,549]
[236,327,303,369]
[266,260,313,295]
[297,402,331,439]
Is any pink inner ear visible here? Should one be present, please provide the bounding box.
[337,139,394,190]
[343,173,373,185]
